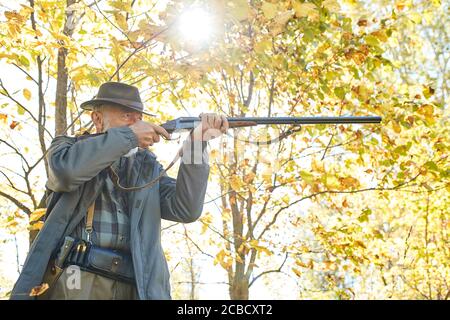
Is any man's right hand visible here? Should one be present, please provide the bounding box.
[129,120,170,148]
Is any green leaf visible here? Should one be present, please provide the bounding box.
[300,171,315,183]
[342,17,352,32]
[364,35,380,47]
[424,161,439,172]
[334,86,346,100]
[18,55,30,68]
[17,105,25,115]
[303,28,315,42]
[325,71,338,81]
[358,208,371,223]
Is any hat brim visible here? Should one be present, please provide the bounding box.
[80,99,156,117]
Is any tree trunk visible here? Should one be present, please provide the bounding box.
[55,0,77,136]
[55,47,68,136]
[230,276,249,300]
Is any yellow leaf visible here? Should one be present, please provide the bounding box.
[339,176,360,188]
[14,210,24,218]
[322,0,341,12]
[354,240,367,249]
[28,221,44,231]
[255,40,272,54]
[311,158,324,172]
[7,220,19,229]
[262,168,272,184]
[292,268,302,277]
[228,0,250,21]
[214,249,233,270]
[274,10,294,27]
[110,0,132,12]
[230,175,243,191]
[300,171,314,184]
[200,212,212,234]
[261,1,278,19]
[222,208,231,220]
[0,53,16,59]
[395,0,412,11]
[324,174,340,189]
[371,30,388,42]
[323,261,337,271]
[249,239,259,247]
[210,149,219,161]
[50,31,70,43]
[29,208,46,223]
[392,120,401,134]
[417,104,434,117]
[0,113,8,122]
[4,11,26,24]
[29,283,49,296]
[295,260,309,268]
[113,12,128,31]
[249,240,272,256]
[292,1,318,21]
[257,246,272,256]
[23,88,31,101]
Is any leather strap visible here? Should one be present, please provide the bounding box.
[85,201,95,242]
[109,146,183,192]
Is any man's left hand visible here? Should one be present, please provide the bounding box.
[191,113,229,141]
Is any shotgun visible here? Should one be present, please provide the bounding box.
[160,116,382,134]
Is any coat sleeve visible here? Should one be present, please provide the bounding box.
[46,126,138,192]
[159,139,210,223]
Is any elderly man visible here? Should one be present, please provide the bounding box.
[10,82,228,300]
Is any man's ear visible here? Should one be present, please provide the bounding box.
[91,111,103,132]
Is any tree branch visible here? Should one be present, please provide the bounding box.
[0,79,53,138]
[0,170,29,196]
[0,138,31,170]
[249,252,289,287]
[0,190,31,215]
[11,63,38,85]
[256,172,422,240]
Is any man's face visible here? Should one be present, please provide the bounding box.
[91,104,142,133]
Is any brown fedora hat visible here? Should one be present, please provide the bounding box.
[80,82,155,117]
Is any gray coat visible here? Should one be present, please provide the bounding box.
[10,126,209,300]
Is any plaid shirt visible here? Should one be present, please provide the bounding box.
[72,156,131,252]
[71,137,208,252]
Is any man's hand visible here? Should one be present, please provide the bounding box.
[191,113,229,141]
[129,120,170,148]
